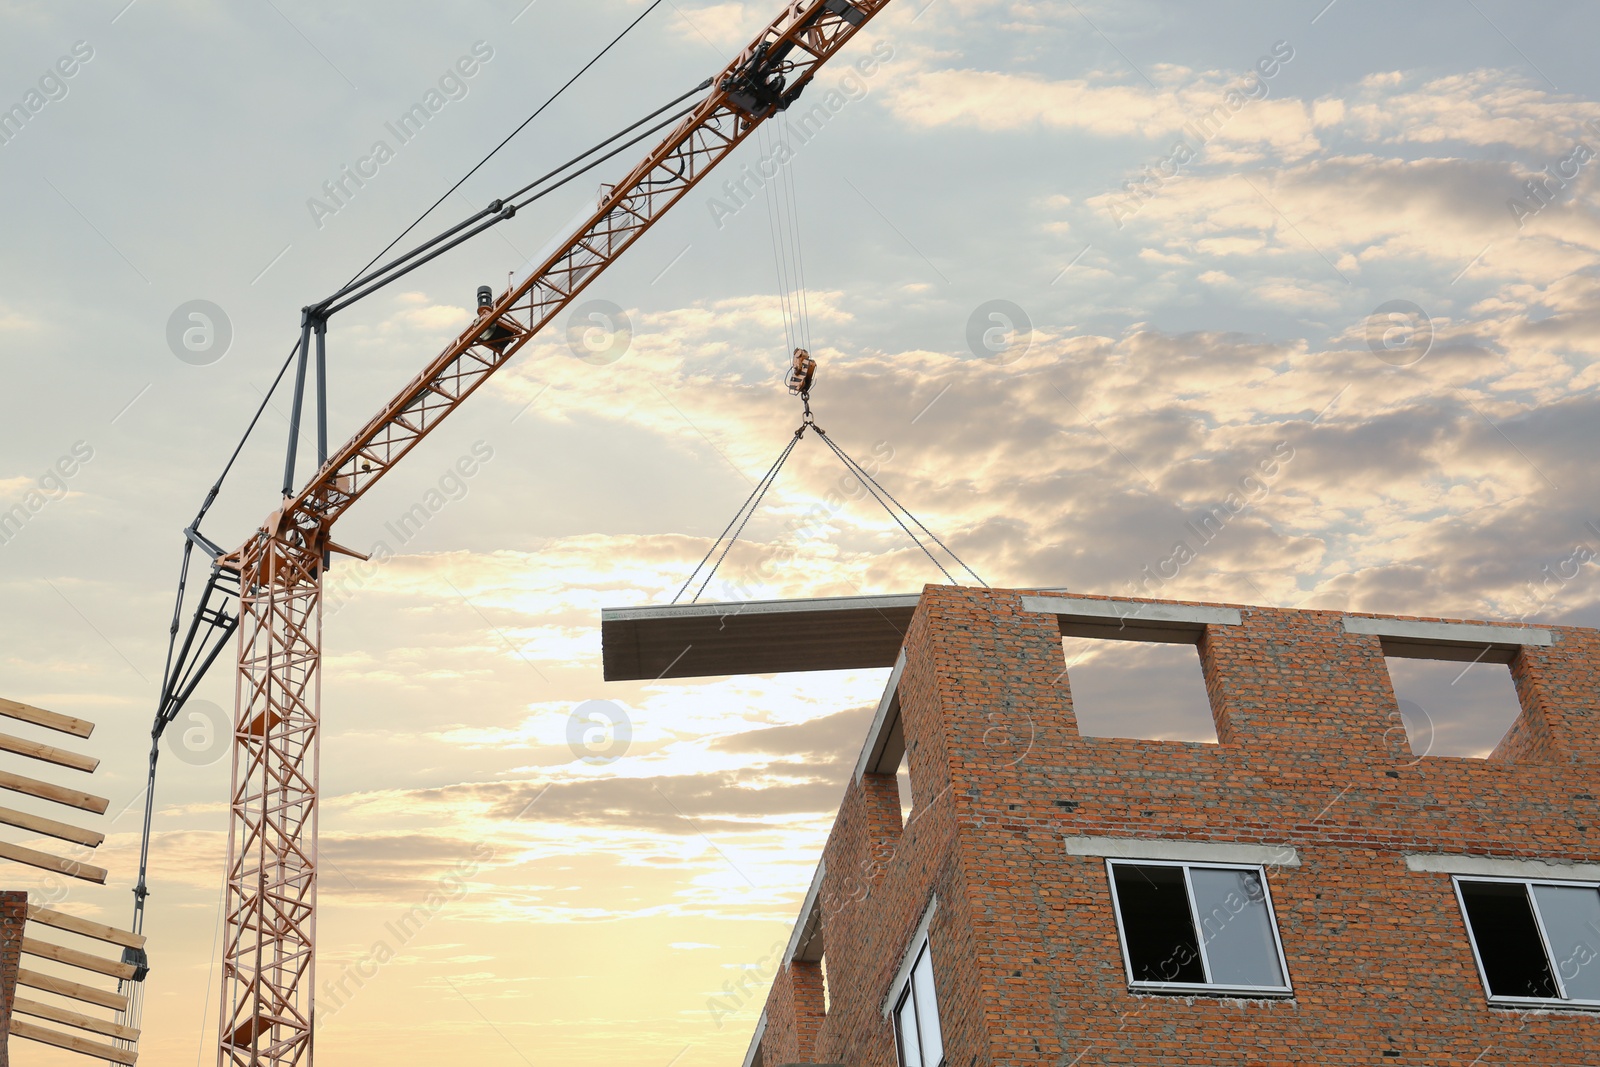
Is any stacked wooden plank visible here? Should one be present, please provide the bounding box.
[0,696,141,1064]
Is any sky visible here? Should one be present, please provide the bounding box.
[2,0,1599,1063]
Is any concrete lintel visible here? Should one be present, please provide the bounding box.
[1405,853,1600,882]
[1342,616,1552,663]
[1064,835,1300,868]
[1022,595,1241,644]
[601,593,919,681]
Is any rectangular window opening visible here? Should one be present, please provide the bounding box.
[1108,860,1291,995]
[1457,877,1600,1006]
[893,939,944,1067]
[1384,656,1524,759]
[1062,635,1218,744]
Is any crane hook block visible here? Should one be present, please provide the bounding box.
[787,347,816,396]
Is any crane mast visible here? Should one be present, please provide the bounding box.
[209,1,890,1062]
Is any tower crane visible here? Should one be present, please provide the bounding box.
[123,1,895,1063]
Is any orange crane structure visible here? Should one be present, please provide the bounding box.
[124,1,895,1063]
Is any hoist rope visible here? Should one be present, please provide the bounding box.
[758,124,798,354]
[758,119,813,357]
[778,120,812,349]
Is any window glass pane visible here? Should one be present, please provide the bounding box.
[1531,884,1600,1001]
[1460,881,1560,999]
[912,948,944,1066]
[1189,867,1285,988]
[1112,863,1204,983]
[895,988,921,1067]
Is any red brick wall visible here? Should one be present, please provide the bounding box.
[754,588,1599,1066]
[0,890,26,1067]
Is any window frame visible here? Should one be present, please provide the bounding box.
[1105,858,1294,997]
[891,936,945,1067]
[1451,874,1600,1010]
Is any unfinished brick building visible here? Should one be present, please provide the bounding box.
[602,586,1600,1066]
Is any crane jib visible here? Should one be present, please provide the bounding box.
[203,1,893,1064]
[277,0,882,547]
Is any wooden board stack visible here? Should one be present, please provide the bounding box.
[0,696,141,1065]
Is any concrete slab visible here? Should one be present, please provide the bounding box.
[600,593,919,681]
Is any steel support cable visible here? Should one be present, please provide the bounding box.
[822,429,987,586]
[322,209,519,316]
[692,430,804,603]
[350,0,669,282]
[814,428,987,587]
[501,82,709,204]
[320,81,710,313]
[137,333,300,931]
[320,204,503,310]
[672,425,804,603]
[671,433,794,604]
[191,340,303,531]
[815,427,956,585]
[323,99,704,316]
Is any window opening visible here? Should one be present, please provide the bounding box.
[1107,860,1291,994]
[1062,636,1218,743]
[1457,877,1600,1005]
[1383,656,1523,759]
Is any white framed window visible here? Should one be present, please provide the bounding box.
[892,937,944,1067]
[1454,876,1600,1007]
[1106,859,1293,995]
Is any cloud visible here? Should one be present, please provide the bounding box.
[1340,70,1600,154]
[878,62,1320,161]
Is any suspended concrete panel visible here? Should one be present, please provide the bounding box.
[601,594,920,681]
